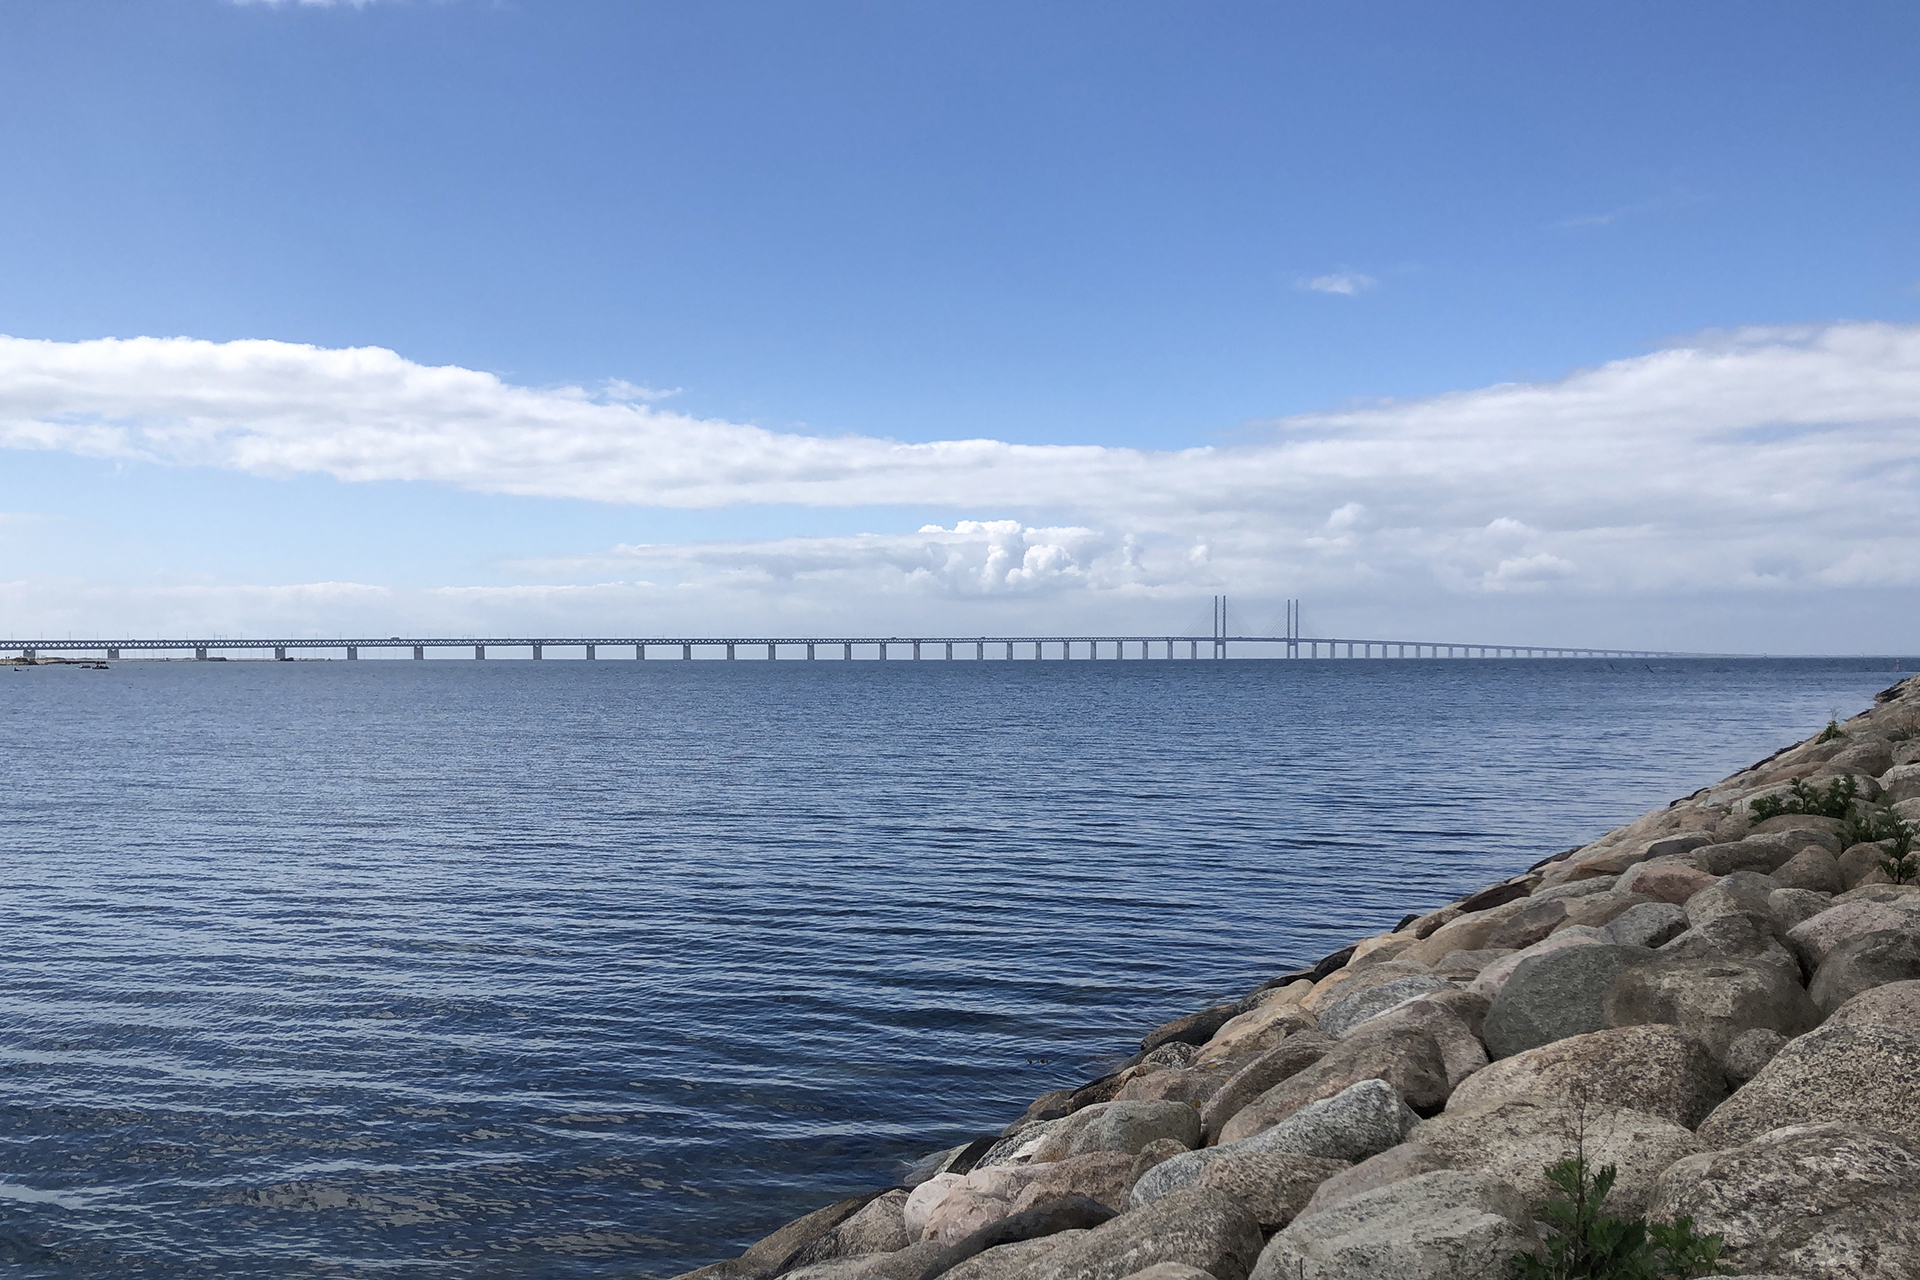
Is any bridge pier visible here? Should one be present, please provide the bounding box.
[476,645,485,659]
[586,645,595,659]
[913,641,921,660]
[532,644,542,660]
[108,647,121,660]
[726,643,736,660]
[945,642,953,659]
[194,647,206,660]
[347,647,358,660]
[843,643,852,660]
[807,643,815,659]
[976,641,983,660]
[638,645,646,660]
[683,644,693,659]
[414,646,425,660]
[767,643,775,660]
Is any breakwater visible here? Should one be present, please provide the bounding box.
[679,677,1920,1280]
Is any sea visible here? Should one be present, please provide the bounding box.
[0,655,1906,1278]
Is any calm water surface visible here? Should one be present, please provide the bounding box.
[0,657,1905,1277]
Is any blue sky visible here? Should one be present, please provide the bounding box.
[2,1,1918,648]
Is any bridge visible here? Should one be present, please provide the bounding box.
[3,601,1677,663]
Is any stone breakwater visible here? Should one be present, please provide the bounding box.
[672,679,1920,1280]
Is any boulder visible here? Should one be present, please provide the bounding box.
[1115,1065,1233,1107]
[1747,813,1845,848]
[1029,1102,1202,1162]
[1697,1021,1920,1148]
[784,1191,912,1266]
[1831,738,1896,776]
[1648,1123,1920,1280]
[1723,1029,1788,1083]
[1116,1267,1216,1280]
[1881,761,1920,803]
[1824,977,1920,1030]
[1130,1138,1190,1183]
[1195,1002,1315,1063]
[923,1188,1013,1247]
[1793,898,1918,970]
[1838,841,1896,889]
[1143,1005,1241,1053]
[905,1177,963,1240]
[974,1116,1068,1169]
[1530,876,1620,903]
[1215,1024,1449,1144]
[1295,1143,1449,1219]
[1429,947,1513,975]
[1684,872,1782,930]
[1766,887,1833,931]
[783,1241,947,1280]
[935,1231,1088,1280]
[1409,1097,1703,1218]
[1466,933,1603,1001]
[1697,834,1821,877]
[1482,944,1656,1059]
[1556,890,1659,933]
[1483,899,1571,950]
[1139,1080,1419,1208]
[1005,1152,1137,1217]
[1809,930,1920,1015]
[1657,915,1801,970]
[1399,899,1535,966]
[1343,989,1490,1089]
[1602,955,1819,1063]
[1197,1033,1334,1144]
[1772,847,1843,893]
[1178,1151,1350,1229]
[1249,1170,1539,1280]
[721,1193,891,1279]
[1618,861,1718,905]
[1029,1187,1264,1280]
[1600,902,1690,949]
[1299,961,1433,1016]
[1315,975,1460,1038]
[1446,1025,1726,1129]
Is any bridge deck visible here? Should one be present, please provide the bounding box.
[5,636,1677,659]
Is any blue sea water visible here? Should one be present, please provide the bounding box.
[0,655,1906,1278]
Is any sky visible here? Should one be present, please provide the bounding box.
[1,1,1917,651]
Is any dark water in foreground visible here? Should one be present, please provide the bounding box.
[0,656,1906,1277]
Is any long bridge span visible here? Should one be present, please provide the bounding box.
[7,634,1676,662]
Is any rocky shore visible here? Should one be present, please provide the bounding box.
[673,678,1920,1280]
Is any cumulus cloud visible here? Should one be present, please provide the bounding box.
[1299,272,1379,295]
[2,323,1920,632]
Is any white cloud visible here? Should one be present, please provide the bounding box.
[3,323,1920,642]
[1299,272,1379,296]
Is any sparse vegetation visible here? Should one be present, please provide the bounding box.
[1817,717,1848,743]
[1508,1155,1729,1279]
[1749,774,1859,822]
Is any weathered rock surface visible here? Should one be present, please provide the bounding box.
[1115,1064,1233,1107]
[1249,1170,1539,1280]
[1767,887,1833,931]
[1143,1005,1241,1053]
[1344,989,1490,1088]
[1809,930,1920,1015]
[1723,1028,1788,1083]
[1294,1142,1449,1219]
[1114,1266,1216,1280]
[1138,1080,1419,1208]
[1600,901,1690,949]
[935,1231,1087,1280]
[1004,1152,1136,1217]
[1029,1101,1201,1162]
[1772,846,1843,893]
[1617,861,1717,905]
[1195,1002,1315,1063]
[1697,1021,1920,1148]
[1410,1098,1702,1217]
[1824,977,1920,1030]
[1602,955,1819,1063]
[1179,1151,1349,1229]
[1029,1187,1264,1280]
[1482,944,1655,1059]
[1446,1025,1726,1129]
[1649,1123,1920,1280]
[1466,932,1601,1001]
[1315,975,1458,1038]
[1197,1033,1333,1143]
[1786,896,1920,968]
[784,1191,911,1266]
[1215,1024,1448,1143]
[783,1240,947,1280]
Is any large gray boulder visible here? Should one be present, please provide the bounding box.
[1697,1021,1920,1149]
[1197,1033,1333,1144]
[1617,861,1717,905]
[1137,1080,1418,1209]
[783,1240,947,1280]
[1482,944,1655,1059]
[1767,887,1833,931]
[1810,930,1920,1015]
[1825,978,1920,1030]
[1343,989,1490,1088]
[784,1191,913,1267]
[1410,1098,1703,1218]
[1446,1025,1726,1129]
[1787,897,1920,968]
[932,1230,1089,1280]
[1028,1101,1201,1162]
[1466,933,1602,1001]
[1772,847,1843,893]
[1315,975,1459,1038]
[1176,1151,1350,1230]
[1601,902,1690,949]
[1249,1170,1540,1280]
[1295,1143,1450,1219]
[1004,1152,1137,1217]
[1602,955,1820,1063]
[1029,1186,1264,1280]
[1215,1024,1448,1144]
[1648,1123,1920,1280]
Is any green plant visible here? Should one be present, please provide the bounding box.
[1817,718,1848,743]
[1835,808,1918,883]
[1749,773,1860,822]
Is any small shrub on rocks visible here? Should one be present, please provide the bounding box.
[1749,773,1858,822]
[1816,717,1847,743]
[1509,1156,1728,1279]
